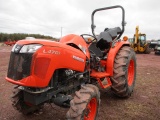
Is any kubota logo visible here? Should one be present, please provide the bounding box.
[43,49,60,55]
[73,55,84,62]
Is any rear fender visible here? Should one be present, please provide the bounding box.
[107,41,130,76]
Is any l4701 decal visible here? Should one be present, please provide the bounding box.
[43,49,60,55]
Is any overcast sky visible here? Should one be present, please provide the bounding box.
[0,0,160,40]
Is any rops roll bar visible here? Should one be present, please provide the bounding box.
[91,5,126,39]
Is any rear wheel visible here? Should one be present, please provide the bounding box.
[111,46,136,98]
[66,84,100,120]
[11,86,43,115]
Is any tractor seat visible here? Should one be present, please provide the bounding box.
[96,27,121,50]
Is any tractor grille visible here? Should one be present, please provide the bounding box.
[7,52,33,80]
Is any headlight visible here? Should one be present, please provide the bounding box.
[11,44,23,53]
[19,44,42,53]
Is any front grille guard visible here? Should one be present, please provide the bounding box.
[7,52,33,80]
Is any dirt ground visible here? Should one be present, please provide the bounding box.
[0,46,160,120]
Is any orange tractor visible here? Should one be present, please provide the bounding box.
[6,5,136,119]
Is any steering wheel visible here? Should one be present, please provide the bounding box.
[80,34,97,44]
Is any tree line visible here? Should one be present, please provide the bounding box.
[0,33,57,42]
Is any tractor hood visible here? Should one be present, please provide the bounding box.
[16,39,61,47]
[59,34,90,58]
[15,34,90,58]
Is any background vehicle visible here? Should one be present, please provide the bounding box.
[149,40,157,50]
[130,26,151,54]
[155,40,160,55]
[4,40,16,46]
[6,5,136,119]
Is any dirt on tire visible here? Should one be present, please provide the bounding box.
[111,46,136,97]
[66,84,100,120]
[0,46,160,120]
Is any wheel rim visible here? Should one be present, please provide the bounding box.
[84,98,97,120]
[128,59,135,86]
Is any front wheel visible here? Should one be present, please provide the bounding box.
[66,84,100,120]
[11,86,43,115]
[111,46,136,98]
